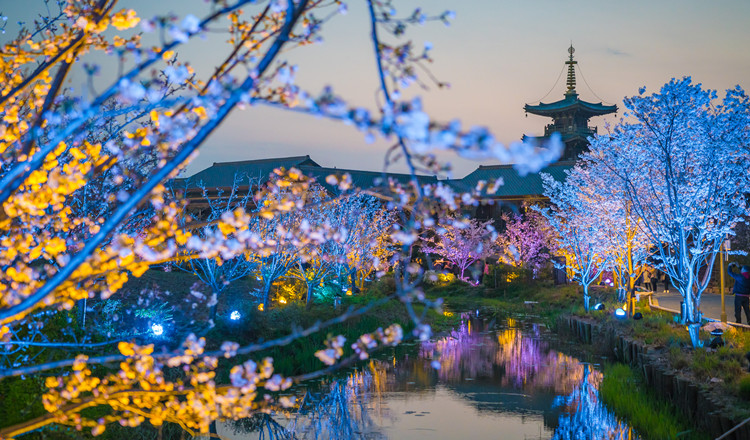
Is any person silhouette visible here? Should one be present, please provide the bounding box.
[728,262,750,324]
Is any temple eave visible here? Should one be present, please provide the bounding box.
[524,100,617,117]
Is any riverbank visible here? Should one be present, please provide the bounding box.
[423,278,750,439]
[599,364,709,440]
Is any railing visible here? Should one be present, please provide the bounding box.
[542,124,598,137]
[715,417,750,440]
[648,295,750,330]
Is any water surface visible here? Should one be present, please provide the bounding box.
[223,315,640,440]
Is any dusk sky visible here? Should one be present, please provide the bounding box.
[6,0,750,178]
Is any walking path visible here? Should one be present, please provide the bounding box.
[647,290,750,329]
[653,291,732,322]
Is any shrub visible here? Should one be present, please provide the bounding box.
[738,375,750,400]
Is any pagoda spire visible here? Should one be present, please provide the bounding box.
[565,44,577,96]
[523,44,617,161]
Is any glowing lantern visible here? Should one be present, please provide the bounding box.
[151,323,164,336]
[278,297,287,304]
[258,304,264,311]
[230,310,241,321]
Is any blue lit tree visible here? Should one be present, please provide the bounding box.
[547,161,651,305]
[586,78,750,346]
[538,174,610,311]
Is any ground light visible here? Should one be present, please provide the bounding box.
[230,310,241,321]
[593,303,605,311]
[614,308,626,319]
[151,323,164,336]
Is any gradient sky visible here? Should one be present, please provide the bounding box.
[5,1,750,178]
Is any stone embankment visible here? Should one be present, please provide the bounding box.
[559,315,749,439]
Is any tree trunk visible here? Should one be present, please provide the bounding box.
[262,281,272,310]
[209,287,223,322]
[76,298,87,328]
[583,284,590,312]
[210,302,218,322]
[305,283,314,308]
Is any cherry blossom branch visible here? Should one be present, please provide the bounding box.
[0,292,394,379]
[0,0,260,206]
[0,0,309,324]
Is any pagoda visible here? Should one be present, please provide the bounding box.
[523,45,617,160]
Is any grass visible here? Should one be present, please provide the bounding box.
[424,273,582,329]
[580,298,750,401]
[599,363,710,440]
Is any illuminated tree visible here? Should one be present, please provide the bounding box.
[250,176,327,309]
[586,78,750,345]
[495,205,557,274]
[172,175,257,321]
[421,217,497,283]
[553,162,651,305]
[333,194,395,291]
[537,174,610,311]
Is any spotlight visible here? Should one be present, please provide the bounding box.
[593,303,605,311]
[614,308,626,319]
[633,312,643,320]
[230,310,241,321]
[151,323,164,336]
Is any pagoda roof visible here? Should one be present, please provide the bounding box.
[525,94,617,117]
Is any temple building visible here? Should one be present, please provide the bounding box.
[523,45,617,160]
[176,46,619,221]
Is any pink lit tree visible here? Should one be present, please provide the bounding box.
[421,217,497,283]
[496,206,558,274]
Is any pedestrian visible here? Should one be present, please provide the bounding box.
[650,268,659,292]
[660,271,670,294]
[728,262,750,324]
[642,268,653,292]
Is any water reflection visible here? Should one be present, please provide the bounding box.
[232,316,639,440]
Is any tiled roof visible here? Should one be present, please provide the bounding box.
[299,165,438,192]
[457,161,574,198]
[175,155,320,188]
[524,95,617,117]
[174,154,570,199]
